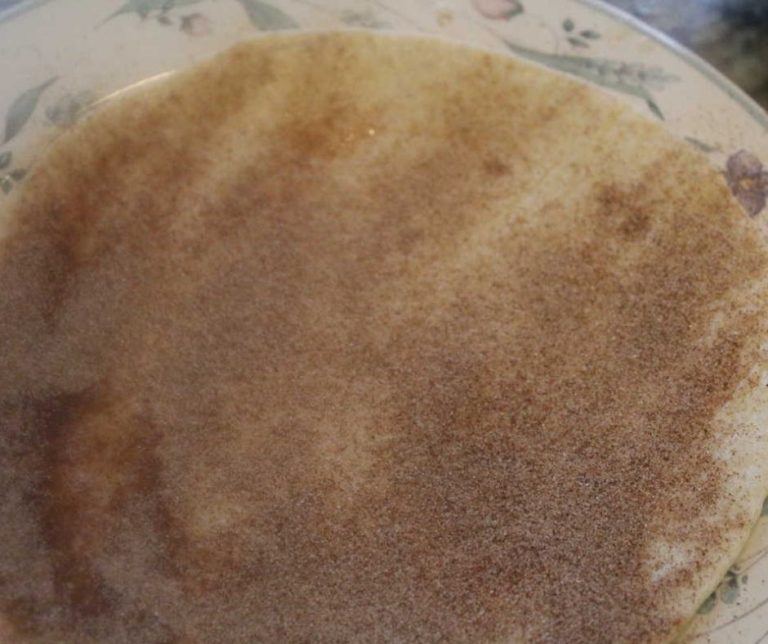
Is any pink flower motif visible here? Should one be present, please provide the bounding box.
[472,0,523,20]
[725,150,768,217]
[180,13,212,37]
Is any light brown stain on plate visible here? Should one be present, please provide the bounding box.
[0,32,768,643]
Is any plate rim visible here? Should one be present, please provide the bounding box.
[2,0,768,134]
[577,0,768,132]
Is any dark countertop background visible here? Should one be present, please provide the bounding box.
[605,0,768,109]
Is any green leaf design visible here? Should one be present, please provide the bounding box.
[0,176,12,194]
[45,91,96,127]
[563,18,574,32]
[341,9,389,29]
[503,41,673,119]
[0,150,11,170]
[646,99,664,121]
[762,495,768,517]
[697,591,717,615]
[684,137,721,154]
[236,0,297,30]
[101,0,202,24]
[3,77,56,144]
[580,29,600,40]
[9,168,26,182]
[567,37,588,49]
[720,574,741,604]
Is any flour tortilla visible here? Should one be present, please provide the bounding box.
[1,32,768,643]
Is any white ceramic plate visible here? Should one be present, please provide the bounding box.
[1,0,767,640]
